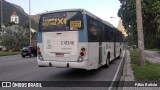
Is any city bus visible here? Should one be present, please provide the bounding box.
[37,9,123,70]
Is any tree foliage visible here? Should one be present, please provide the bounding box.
[0,25,30,51]
[118,0,160,49]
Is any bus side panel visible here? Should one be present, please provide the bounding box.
[101,42,107,65]
[105,42,115,62]
[88,42,99,69]
[115,42,121,58]
[101,42,114,66]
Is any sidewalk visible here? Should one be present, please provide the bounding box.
[118,50,160,90]
[145,50,160,63]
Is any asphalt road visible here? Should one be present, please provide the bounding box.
[0,53,124,90]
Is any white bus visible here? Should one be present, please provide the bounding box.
[37,9,123,70]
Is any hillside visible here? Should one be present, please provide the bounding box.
[0,0,38,30]
[31,14,40,23]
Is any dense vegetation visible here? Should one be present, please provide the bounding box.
[118,0,160,49]
[0,25,30,51]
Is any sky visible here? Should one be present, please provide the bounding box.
[6,0,121,27]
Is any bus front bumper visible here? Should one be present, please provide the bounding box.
[37,59,89,70]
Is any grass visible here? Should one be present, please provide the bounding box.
[130,50,160,80]
[0,51,21,56]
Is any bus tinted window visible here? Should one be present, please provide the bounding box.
[104,27,114,42]
[40,11,83,31]
[105,29,111,42]
[87,16,98,42]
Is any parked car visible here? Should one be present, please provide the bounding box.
[21,46,37,58]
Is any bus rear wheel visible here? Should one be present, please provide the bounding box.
[104,55,110,68]
[118,49,122,59]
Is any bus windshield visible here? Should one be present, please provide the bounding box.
[40,11,84,31]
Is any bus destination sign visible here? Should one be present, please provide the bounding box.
[42,18,67,27]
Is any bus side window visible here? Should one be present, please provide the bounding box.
[105,29,109,42]
[105,27,111,42]
[87,16,98,42]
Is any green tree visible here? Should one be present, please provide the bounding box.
[118,0,160,49]
[0,25,30,51]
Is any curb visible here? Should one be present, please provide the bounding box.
[118,50,160,90]
[118,50,135,90]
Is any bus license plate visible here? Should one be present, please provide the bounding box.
[56,53,64,57]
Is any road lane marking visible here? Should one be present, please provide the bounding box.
[108,50,125,90]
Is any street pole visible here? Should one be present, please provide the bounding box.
[29,0,31,46]
[1,0,3,33]
[136,0,145,65]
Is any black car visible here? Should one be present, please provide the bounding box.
[21,46,37,58]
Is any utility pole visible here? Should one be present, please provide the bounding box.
[1,0,3,33]
[136,0,145,65]
[29,0,31,46]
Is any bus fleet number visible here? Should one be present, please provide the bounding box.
[61,41,74,45]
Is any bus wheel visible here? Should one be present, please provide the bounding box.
[104,55,110,68]
[118,49,122,59]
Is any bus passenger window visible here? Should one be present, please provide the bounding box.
[87,16,98,42]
